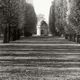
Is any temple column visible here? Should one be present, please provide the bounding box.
[37,25,41,36]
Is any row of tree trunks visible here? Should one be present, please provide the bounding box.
[3,26,20,43]
[65,34,80,43]
[3,26,10,43]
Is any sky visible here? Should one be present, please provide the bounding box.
[33,0,53,22]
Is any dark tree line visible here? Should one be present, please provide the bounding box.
[67,0,80,42]
[68,0,80,34]
[49,0,64,36]
[0,0,37,43]
[49,0,80,43]
[49,3,56,36]
[24,3,37,37]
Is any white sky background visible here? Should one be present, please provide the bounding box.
[33,0,53,23]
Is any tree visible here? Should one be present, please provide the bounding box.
[49,3,56,36]
[49,0,65,36]
[0,0,37,42]
[24,3,37,37]
[68,0,80,34]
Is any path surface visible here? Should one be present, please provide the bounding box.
[0,37,80,80]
